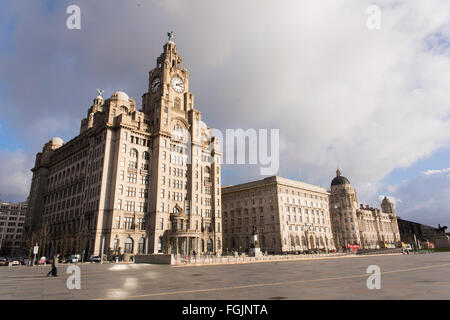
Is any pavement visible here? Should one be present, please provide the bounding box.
[0,252,449,300]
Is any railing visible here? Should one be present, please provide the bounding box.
[356,248,403,255]
[173,252,356,265]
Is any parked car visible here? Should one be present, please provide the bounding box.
[46,257,54,265]
[0,257,8,266]
[89,255,101,263]
[59,257,68,264]
[9,257,20,266]
[67,255,81,263]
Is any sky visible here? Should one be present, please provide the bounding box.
[0,0,449,228]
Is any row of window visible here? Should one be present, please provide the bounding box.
[123,131,152,148]
[119,171,149,184]
[118,186,148,198]
[116,200,148,212]
[115,216,145,230]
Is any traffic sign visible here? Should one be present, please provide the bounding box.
[33,246,39,254]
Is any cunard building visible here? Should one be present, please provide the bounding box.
[25,35,222,260]
[222,176,336,254]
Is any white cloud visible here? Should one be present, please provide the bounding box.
[0,150,33,202]
[388,168,450,228]
[423,167,450,175]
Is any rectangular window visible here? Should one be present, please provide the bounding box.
[124,217,133,229]
[139,188,148,198]
[127,173,137,183]
[138,218,145,230]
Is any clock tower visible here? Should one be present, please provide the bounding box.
[142,35,223,255]
[142,39,194,117]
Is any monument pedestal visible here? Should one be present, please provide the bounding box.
[434,235,450,248]
[249,247,263,257]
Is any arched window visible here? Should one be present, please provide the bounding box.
[138,237,145,254]
[129,148,138,159]
[120,106,128,113]
[124,237,134,253]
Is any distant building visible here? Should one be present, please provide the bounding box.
[0,193,27,256]
[329,169,401,249]
[397,218,439,248]
[222,176,336,254]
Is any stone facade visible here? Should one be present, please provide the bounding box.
[0,194,27,256]
[329,169,400,249]
[25,40,222,260]
[222,176,336,254]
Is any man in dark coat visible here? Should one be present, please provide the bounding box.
[47,253,60,277]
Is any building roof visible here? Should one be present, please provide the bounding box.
[331,169,351,186]
[111,91,129,101]
[222,176,328,194]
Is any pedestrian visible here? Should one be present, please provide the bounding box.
[193,250,196,256]
[47,253,60,277]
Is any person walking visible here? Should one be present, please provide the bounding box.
[47,253,60,277]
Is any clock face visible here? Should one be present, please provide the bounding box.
[171,76,185,93]
[151,77,161,93]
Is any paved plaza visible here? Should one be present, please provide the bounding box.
[0,252,449,300]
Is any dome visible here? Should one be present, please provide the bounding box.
[51,137,64,146]
[111,91,129,101]
[331,169,350,187]
[381,196,392,205]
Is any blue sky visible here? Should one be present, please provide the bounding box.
[0,0,449,229]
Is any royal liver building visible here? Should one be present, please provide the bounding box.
[25,37,222,260]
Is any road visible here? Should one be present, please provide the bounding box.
[0,252,449,299]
